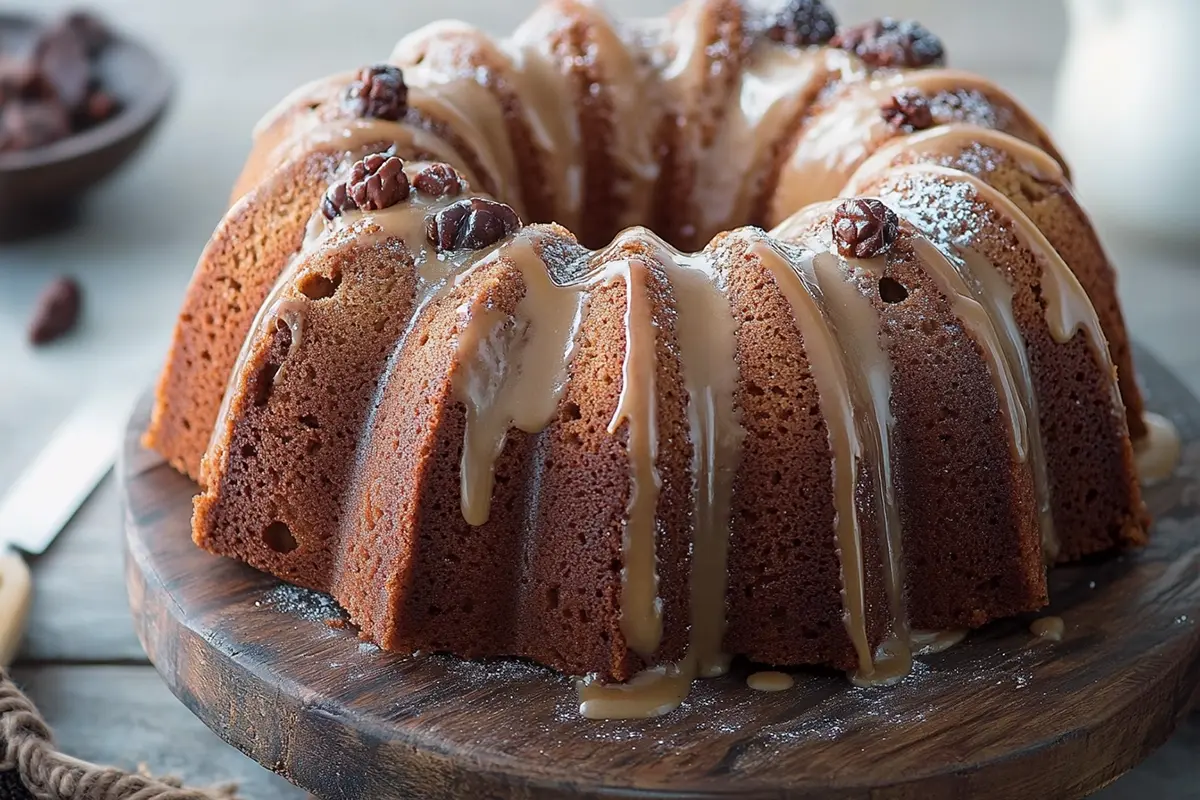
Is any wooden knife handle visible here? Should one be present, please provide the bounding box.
[0,552,32,667]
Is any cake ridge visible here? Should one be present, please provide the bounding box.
[578,229,745,713]
[750,237,878,677]
[202,159,497,486]
[866,164,1118,372]
[857,123,1065,184]
[760,228,922,685]
[795,185,1059,562]
[846,158,1142,562]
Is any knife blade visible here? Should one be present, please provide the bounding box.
[0,387,139,666]
[0,387,139,554]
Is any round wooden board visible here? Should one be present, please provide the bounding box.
[123,344,1200,800]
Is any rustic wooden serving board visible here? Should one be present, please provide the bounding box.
[122,344,1200,800]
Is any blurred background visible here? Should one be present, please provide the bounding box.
[0,1,1197,797]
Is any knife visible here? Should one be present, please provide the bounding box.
[0,387,139,665]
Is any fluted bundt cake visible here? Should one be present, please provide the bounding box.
[145,0,1172,718]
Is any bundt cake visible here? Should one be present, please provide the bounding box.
[145,0,1172,719]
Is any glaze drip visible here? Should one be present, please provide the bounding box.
[910,629,968,655]
[1136,412,1181,485]
[806,242,910,685]
[577,662,692,720]
[505,14,585,227]
[452,239,587,526]
[959,242,1059,562]
[664,249,744,679]
[1030,616,1064,642]
[606,258,665,660]
[751,239,875,676]
[906,236,1030,460]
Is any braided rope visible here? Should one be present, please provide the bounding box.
[0,671,241,800]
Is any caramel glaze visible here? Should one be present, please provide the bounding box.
[184,1,1151,721]
[1030,616,1064,642]
[747,671,795,692]
[243,2,1073,253]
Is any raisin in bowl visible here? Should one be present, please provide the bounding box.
[0,11,172,240]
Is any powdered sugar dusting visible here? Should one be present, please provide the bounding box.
[429,652,555,686]
[258,583,346,623]
[884,171,981,251]
[249,581,1038,742]
[930,90,1004,130]
[940,142,1002,178]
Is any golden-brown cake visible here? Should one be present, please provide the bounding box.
[146,0,1164,718]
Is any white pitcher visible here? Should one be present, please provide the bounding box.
[1054,0,1200,240]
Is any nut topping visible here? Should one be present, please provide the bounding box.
[28,276,82,345]
[881,89,935,132]
[833,199,899,259]
[426,198,521,252]
[35,24,90,110]
[0,11,119,154]
[343,64,408,121]
[749,0,837,47]
[321,181,356,221]
[831,18,945,70]
[348,154,410,211]
[413,163,467,198]
[0,101,70,152]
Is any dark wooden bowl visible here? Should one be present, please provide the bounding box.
[0,13,173,240]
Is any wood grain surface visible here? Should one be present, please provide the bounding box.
[121,344,1200,800]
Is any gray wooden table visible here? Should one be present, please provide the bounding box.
[1,1,1197,797]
